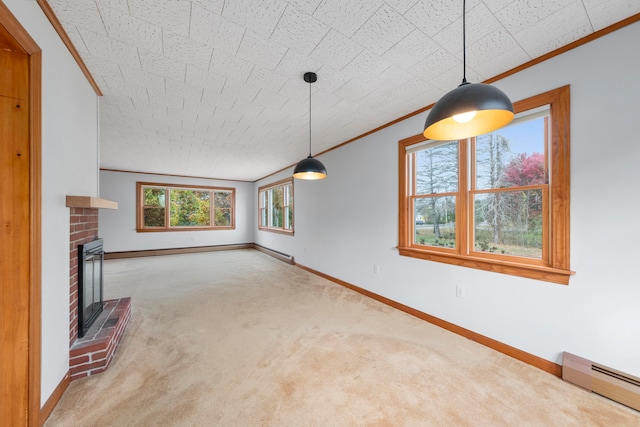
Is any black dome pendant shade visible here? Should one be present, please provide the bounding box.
[293,72,327,180]
[293,156,327,178]
[423,0,513,141]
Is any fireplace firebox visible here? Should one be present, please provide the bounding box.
[78,238,104,338]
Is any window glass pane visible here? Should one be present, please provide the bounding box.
[144,207,165,227]
[213,191,232,226]
[415,141,458,195]
[215,208,231,226]
[268,190,274,226]
[144,188,165,206]
[170,190,211,227]
[287,185,293,229]
[473,189,543,258]
[215,191,232,209]
[261,208,267,227]
[270,187,283,228]
[143,188,165,227]
[284,206,292,230]
[414,196,456,248]
[259,190,267,226]
[476,116,547,190]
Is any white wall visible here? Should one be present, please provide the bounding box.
[99,170,254,252]
[5,0,100,405]
[256,22,640,378]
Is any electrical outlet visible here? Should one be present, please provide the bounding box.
[456,284,466,299]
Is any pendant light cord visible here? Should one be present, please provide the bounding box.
[462,0,467,84]
[308,79,312,156]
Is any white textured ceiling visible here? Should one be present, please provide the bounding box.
[47,0,639,181]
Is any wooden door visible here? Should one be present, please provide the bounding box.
[0,5,41,425]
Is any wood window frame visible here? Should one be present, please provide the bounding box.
[398,86,573,285]
[136,182,235,232]
[258,178,294,235]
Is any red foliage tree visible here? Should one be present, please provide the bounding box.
[503,152,545,186]
[502,152,545,235]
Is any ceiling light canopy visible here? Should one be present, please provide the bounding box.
[293,72,327,180]
[423,0,514,141]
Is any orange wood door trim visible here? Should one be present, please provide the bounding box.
[0,2,42,426]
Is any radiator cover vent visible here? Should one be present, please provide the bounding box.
[563,352,640,411]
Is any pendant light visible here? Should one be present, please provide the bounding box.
[423,0,514,141]
[293,72,327,180]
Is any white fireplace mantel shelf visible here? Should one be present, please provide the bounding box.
[66,195,118,210]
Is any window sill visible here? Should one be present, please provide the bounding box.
[257,227,294,236]
[398,246,574,285]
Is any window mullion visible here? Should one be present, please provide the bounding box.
[284,185,289,230]
[210,190,215,227]
[459,138,469,256]
[268,190,273,227]
[281,205,285,230]
[164,188,170,230]
[409,154,416,246]
[411,153,417,196]
[542,186,550,264]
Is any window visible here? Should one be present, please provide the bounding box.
[137,182,235,231]
[398,86,572,284]
[258,178,294,234]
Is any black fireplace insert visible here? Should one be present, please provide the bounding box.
[78,238,104,338]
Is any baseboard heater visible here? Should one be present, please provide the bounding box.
[252,244,294,265]
[562,352,640,411]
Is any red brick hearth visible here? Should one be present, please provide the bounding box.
[70,297,131,380]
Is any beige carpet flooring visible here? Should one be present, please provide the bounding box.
[45,249,639,426]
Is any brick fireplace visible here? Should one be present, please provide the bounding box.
[66,196,130,380]
[69,206,99,344]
